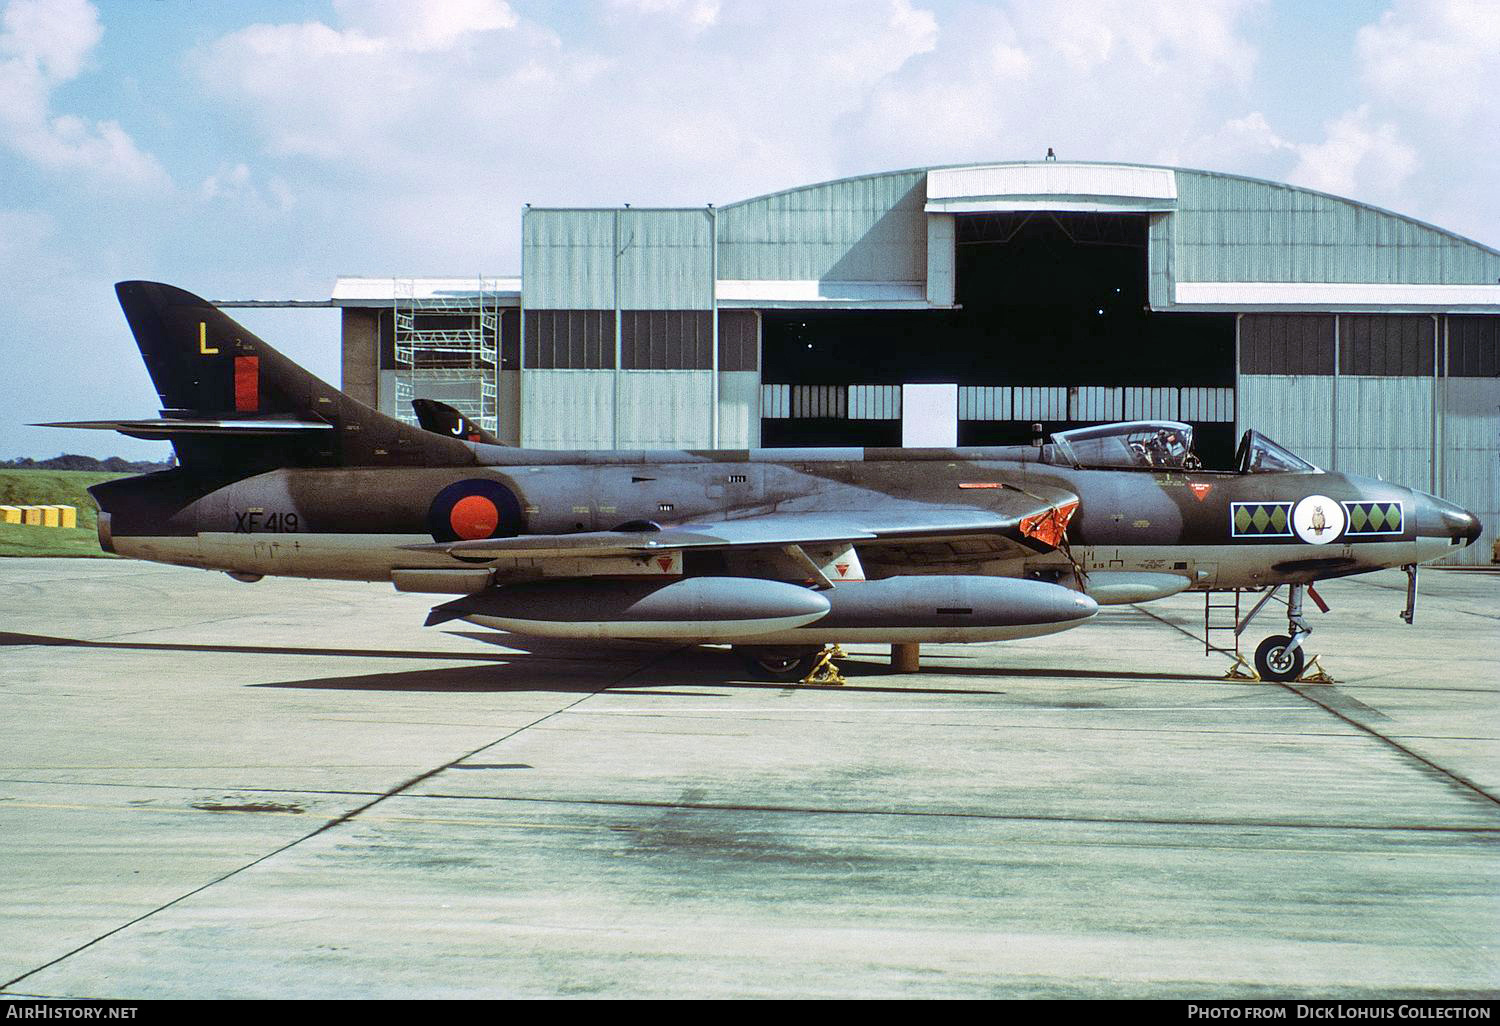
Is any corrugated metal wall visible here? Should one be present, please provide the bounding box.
[1335,376,1436,490]
[717,371,760,448]
[1441,378,1500,567]
[520,370,615,449]
[618,209,714,310]
[1237,375,1337,470]
[618,370,714,448]
[522,209,617,309]
[1167,171,1500,290]
[716,171,928,282]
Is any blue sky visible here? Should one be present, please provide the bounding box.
[2,0,1497,459]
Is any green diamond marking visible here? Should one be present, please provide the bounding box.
[1251,506,1271,531]
[1385,503,1401,531]
[1235,507,1252,533]
[1368,505,1385,531]
[1270,506,1287,532]
[1350,505,1368,531]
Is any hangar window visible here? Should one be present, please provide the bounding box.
[1239,315,1335,374]
[621,310,711,370]
[524,310,615,369]
[1339,315,1435,376]
[718,310,759,372]
[1447,316,1500,377]
[500,309,519,370]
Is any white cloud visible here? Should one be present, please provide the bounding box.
[200,162,298,213]
[1356,0,1500,126]
[1176,105,1419,217]
[608,0,721,33]
[1285,105,1417,199]
[333,0,518,52]
[0,0,167,187]
[838,0,1265,172]
[191,0,946,271]
[0,0,98,80]
[1348,0,1498,242]
[1180,111,1295,170]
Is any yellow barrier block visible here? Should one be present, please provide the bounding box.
[3,504,81,528]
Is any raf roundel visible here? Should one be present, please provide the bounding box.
[427,479,522,543]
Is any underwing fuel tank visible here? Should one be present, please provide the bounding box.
[446,577,833,641]
[436,574,1097,645]
[1083,571,1194,605]
[760,575,1099,644]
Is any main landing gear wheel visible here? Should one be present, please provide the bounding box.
[737,646,820,682]
[1254,634,1305,683]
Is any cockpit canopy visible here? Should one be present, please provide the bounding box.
[1049,421,1201,470]
[1045,421,1321,474]
[1235,429,1319,474]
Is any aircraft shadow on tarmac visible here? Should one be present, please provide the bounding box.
[1,629,1229,695]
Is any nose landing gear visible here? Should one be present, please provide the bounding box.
[1210,582,1330,682]
[1252,582,1318,682]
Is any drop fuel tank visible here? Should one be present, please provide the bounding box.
[442,576,832,641]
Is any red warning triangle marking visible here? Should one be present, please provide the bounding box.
[835,563,849,577]
[657,557,674,572]
[1189,483,1213,501]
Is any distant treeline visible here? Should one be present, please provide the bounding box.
[2,454,175,474]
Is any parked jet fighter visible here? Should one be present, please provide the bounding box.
[43,283,1482,681]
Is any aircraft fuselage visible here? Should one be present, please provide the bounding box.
[92,443,1477,591]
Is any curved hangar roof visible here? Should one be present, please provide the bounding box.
[704,161,1500,314]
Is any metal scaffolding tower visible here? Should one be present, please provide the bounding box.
[391,279,503,433]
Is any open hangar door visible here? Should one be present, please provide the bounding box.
[760,212,1238,467]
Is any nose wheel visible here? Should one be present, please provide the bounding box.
[1252,582,1321,681]
[1254,634,1305,682]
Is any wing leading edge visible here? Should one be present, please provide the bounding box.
[404,487,1081,563]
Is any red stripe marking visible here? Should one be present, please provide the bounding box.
[234,356,259,412]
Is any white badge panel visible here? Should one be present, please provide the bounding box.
[1292,494,1346,545]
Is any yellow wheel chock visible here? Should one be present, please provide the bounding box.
[1223,653,1260,681]
[1297,655,1336,684]
[801,644,847,687]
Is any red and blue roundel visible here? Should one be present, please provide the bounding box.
[427,479,523,542]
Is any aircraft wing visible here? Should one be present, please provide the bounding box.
[405,485,1080,563]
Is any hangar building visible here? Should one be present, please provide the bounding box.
[324,162,1500,564]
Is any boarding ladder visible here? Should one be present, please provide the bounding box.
[1203,589,1244,657]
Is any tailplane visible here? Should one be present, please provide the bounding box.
[411,398,505,446]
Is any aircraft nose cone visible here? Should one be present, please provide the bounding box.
[1415,492,1482,548]
[1458,510,1482,547]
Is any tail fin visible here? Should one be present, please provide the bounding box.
[107,281,474,472]
[411,398,505,446]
